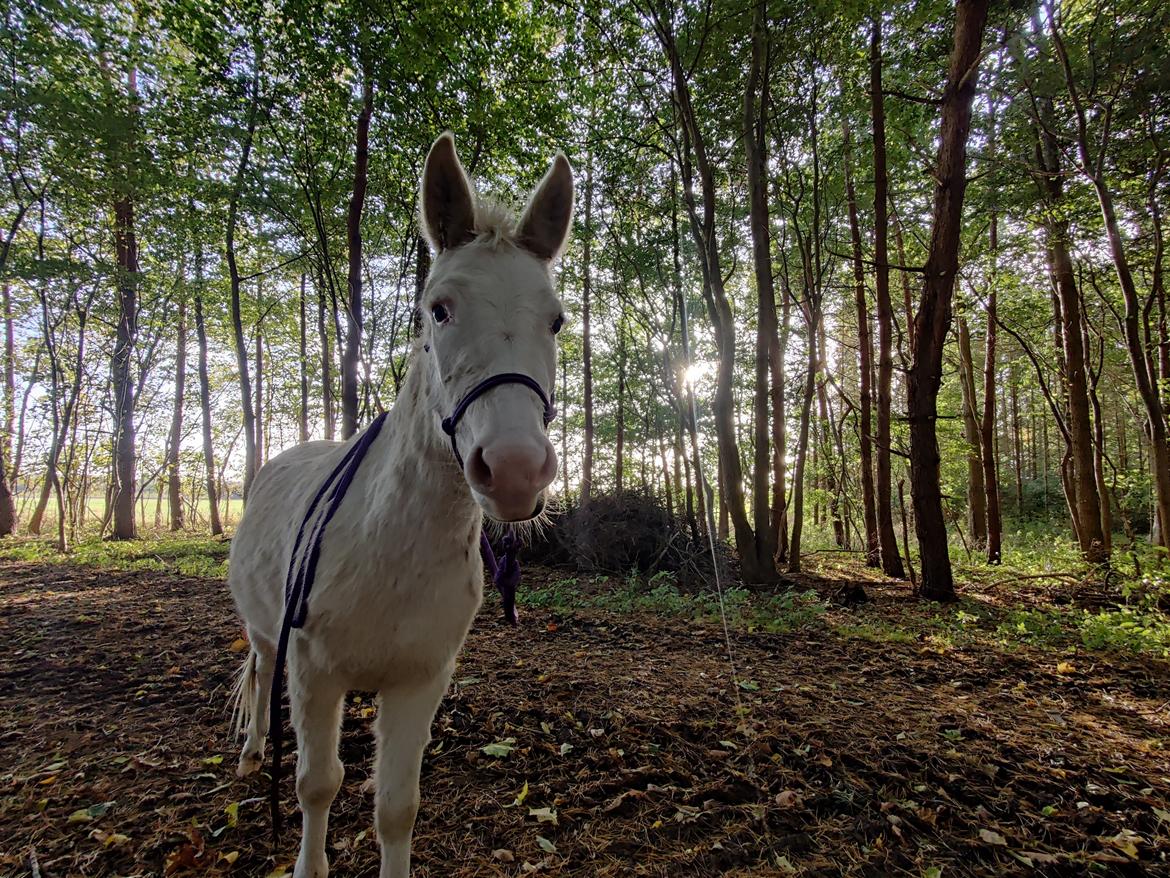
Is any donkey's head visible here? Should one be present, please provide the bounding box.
[419,133,572,522]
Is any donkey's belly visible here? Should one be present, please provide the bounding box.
[305,565,483,691]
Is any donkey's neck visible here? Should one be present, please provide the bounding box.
[363,351,481,536]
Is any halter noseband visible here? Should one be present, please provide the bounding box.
[441,372,556,467]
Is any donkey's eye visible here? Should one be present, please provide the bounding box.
[551,315,565,335]
[431,303,450,324]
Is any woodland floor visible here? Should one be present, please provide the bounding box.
[1,558,1169,877]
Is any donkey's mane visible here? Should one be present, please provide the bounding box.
[469,196,519,250]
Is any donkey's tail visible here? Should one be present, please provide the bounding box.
[228,648,258,741]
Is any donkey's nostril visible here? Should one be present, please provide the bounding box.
[467,446,493,489]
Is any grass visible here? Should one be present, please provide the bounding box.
[3,524,1169,660]
[0,533,230,580]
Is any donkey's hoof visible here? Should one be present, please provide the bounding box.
[293,852,328,878]
[236,751,262,778]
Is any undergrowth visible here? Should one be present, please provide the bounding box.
[0,535,230,580]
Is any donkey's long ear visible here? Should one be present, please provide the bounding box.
[517,153,574,261]
[421,133,476,252]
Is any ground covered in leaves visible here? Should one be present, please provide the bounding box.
[2,557,1169,877]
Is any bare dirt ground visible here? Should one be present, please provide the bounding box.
[1,560,1168,877]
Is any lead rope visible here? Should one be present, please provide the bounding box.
[268,411,388,845]
[266,373,553,844]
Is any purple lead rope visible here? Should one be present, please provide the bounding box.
[266,371,554,845]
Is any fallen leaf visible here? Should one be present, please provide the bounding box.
[229,638,247,653]
[513,781,530,807]
[775,790,802,809]
[536,836,558,854]
[529,806,558,826]
[492,849,515,862]
[482,738,516,758]
[979,828,1007,846]
[224,801,240,828]
[1056,661,1076,675]
[220,850,240,864]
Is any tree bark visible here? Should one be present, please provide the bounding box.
[982,124,1003,564]
[581,142,595,506]
[844,123,879,565]
[227,54,261,500]
[659,11,770,580]
[110,192,139,540]
[342,72,372,438]
[958,316,987,543]
[254,316,264,467]
[316,262,334,440]
[907,0,989,601]
[167,297,186,530]
[193,244,223,536]
[299,272,310,442]
[870,16,906,578]
[1033,97,1106,560]
[0,283,15,535]
[743,0,779,572]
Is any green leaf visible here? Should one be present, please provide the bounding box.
[481,737,517,758]
[529,806,558,826]
[737,680,760,691]
[536,835,558,854]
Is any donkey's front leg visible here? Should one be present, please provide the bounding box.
[290,663,347,878]
[374,673,450,878]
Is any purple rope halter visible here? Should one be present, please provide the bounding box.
[267,372,555,842]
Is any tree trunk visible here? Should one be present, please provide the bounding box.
[788,318,818,572]
[342,73,372,439]
[957,317,987,544]
[844,123,879,565]
[0,283,15,535]
[167,297,186,530]
[870,16,905,578]
[983,190,1003,564]
[661,14,768,580]
[316,263,334,440]
[907,0,989,601]
[743,0,779,572]
[227,57,261,500]
[254,317,264,467]
[581,143,595,506]
[615,322,626,493]
[193,245,223,536]
[298,272,310,442]
[110,193,138,540]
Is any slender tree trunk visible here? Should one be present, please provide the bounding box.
[907,0,990,601]
[870,16,905,578]
[299,272,310,442]
[844,124,879,565]
[1010,366,1023,512]
[0,283,15,535]
[316,264,334,440]
[110,193,138,540]
[615,322,626,493]
[744,0,778,572]
[167,297,186,530]
[342,72,372,439]
[581,143,595,505]
[226,56,261,500]
[193,245,222,536]
[788,317,818,572]
[254,318,264,467]
[958,317,987,544]
[662,16,764,579]
[982,254,1003,563]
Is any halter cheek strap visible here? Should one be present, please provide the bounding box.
[441,372,556,468]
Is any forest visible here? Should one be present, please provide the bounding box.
[2,0,1170,875]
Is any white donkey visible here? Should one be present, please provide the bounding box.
[229,132,571,878]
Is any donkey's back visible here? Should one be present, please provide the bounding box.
[229,439,344,642]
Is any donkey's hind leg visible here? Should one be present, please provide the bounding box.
[291,659,346,878]
[374,672,451,878]
[236,626,276,778]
